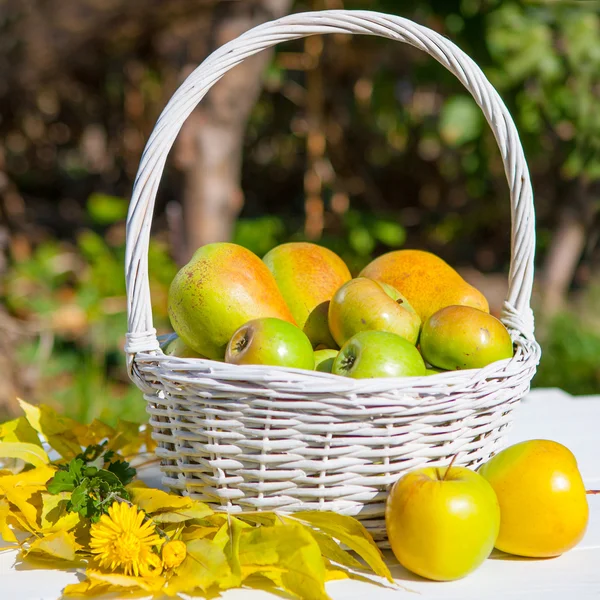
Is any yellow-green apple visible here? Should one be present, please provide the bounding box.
[328,278,421,347]
[332,331,425,379]
[314,349,339,373]
[425,367,447,375]
[225,318,314,370]
[478,440,589,557]
[163,335,207,359]
[420,305,513,370]
[386,466,500,581]
[263,242,351,348]
[168,243,295,360]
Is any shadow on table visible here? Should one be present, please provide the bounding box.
[487,548,554,562]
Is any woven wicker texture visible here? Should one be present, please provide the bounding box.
[124,10,541,544]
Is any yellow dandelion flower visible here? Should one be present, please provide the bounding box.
[90,501,162,576]
[162,540,187,569]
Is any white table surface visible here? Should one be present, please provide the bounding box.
[2,388,599,600]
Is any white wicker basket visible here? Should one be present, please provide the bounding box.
[124,9,541,545]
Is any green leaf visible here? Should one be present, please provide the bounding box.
[372,220,406,248]
[87,193,128,225]
[292,512,392,582]
[47,470,76,494]
[440,95,483,146]
[107,460,136,486]
[166,538,231,596]
[0,442,49,467]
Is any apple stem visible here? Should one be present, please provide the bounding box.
[441,454,458,481]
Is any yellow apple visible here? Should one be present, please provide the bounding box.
[386,466,500,581]
[478,439,589,557]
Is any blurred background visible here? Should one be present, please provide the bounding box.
[1,0,599,424]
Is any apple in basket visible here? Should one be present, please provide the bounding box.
[386,465,500,581]
[328,277,421,347]
[313,348,339,373]
[332,331,426,379]
[420,305,514,370]
[225,317,314,370]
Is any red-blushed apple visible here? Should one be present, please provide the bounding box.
[313,348,339,373]
[332,331,425,378]
[386,466,500,581]
[478,439,589,557]
[225,317,314,370]
[328,278,421,348]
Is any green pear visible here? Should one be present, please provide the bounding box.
[263,242,351,349]
[168,243,296,360]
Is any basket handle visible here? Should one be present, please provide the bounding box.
[124,9,536,357]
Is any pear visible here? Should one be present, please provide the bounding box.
[168,243,295,360]
[263,242,351,348]
[360,249,489,323]
[328,278,421,347]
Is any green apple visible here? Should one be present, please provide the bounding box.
[420,305,513,370]
[162,334,207,359]
[386,466,500,581]
[225,318,314,370]
[314,349,339,373]
[328,278,421,348]
[332,331,426,379]
[425,367,447,375]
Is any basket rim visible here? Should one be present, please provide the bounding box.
[133,335,540,400]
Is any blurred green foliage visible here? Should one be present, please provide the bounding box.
[2,0,599,423]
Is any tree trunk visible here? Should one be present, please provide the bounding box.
[175,0,293,262]
[541,180,590,318]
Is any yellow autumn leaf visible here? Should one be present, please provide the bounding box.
[308,528,364,570]
[0,498,17,542]
[18,400,81,459]
[72,419,115,449]
[239,523,330,600]
[62,579,113,597]
[323,558,396,588]
[0,417,43,447]
[0,465,56,530]
[291,511,393,582]
[151,503,213,524]
[26,529,79,562]
[220,516,246,588]
[40,492,80,533]
[165,538,231,596]
[127,481,191,511]
[85,570,165,593]
[108,419,142,454]
[324,567,350,581]
[181,524,219,541]
[0,442,50,467]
